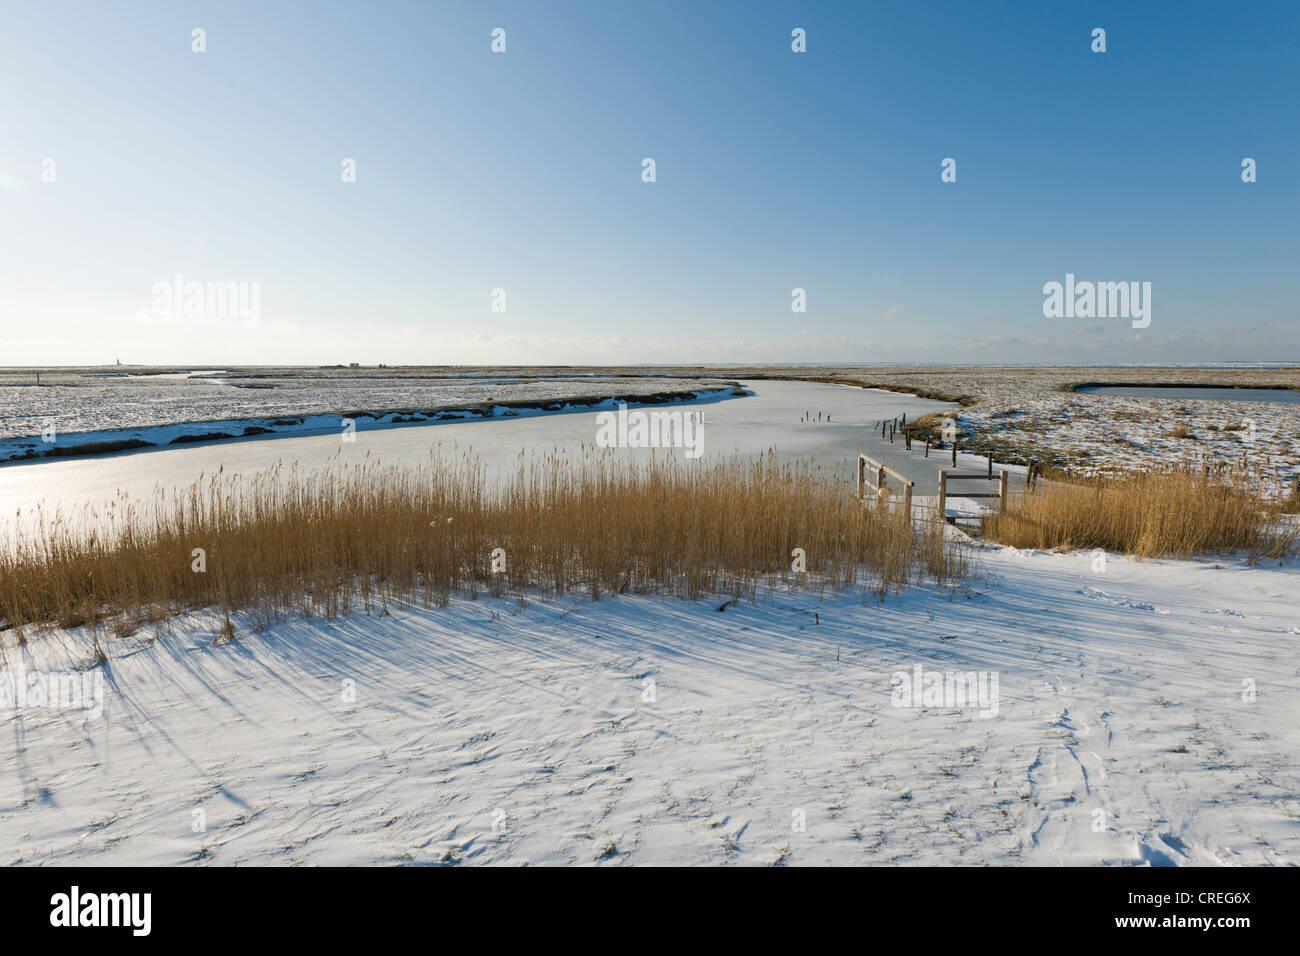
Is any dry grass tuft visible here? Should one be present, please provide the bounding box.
[983,463,1296,560]
[0,449,967,637]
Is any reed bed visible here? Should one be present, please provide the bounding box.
[0,449,967,638]
[983,461,1297,560]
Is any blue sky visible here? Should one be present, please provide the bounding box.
[1,0,1296,366]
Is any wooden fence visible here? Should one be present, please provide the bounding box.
[857,454,914,519]
[937,469,1008,523]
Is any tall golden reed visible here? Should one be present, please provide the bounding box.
[983,462,1296,560]
[0,448,967,637]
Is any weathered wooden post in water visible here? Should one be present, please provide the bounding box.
[924,435,930,458]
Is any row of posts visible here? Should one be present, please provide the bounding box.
[872,412,1043,492]
[875,413,956,464]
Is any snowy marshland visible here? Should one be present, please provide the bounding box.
[0,367,737,462]
[746,365,1300,487]
[1,377,1297,866]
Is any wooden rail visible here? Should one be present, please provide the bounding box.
[938,469,1008,523]
[858,454,914,519]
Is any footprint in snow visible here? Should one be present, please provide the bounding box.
[1076,587,1168,614]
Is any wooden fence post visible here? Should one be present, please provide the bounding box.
[987,453,993,477]
[924,435,930,458]
[951,443,957,467]
[903,483,913,522]
[856,456,865,499]
[999,470,1009,511]
[938,470,947,522]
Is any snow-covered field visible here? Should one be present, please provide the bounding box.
[0,367,733,458]
[6,366,1297,486]
[788,365,1300,483]
[3,542,1296,866]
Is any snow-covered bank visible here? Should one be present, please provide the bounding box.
[736,366,1300,485]
[0,385,741,463]
[0,368,741,443]
[3,544,1296,866]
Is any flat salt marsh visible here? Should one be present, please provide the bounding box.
[0,368,724,441]
[1077,385,1300,403]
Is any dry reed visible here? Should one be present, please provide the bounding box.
[0,448,967,638]
[983,462,1296,560]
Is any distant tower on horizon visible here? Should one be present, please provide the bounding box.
[115,358,121,366]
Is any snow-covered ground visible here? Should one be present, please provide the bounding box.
[0,387,739,464]
[785,365,1300,485]
[3,542,1296,866]
[0,367,734,455]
